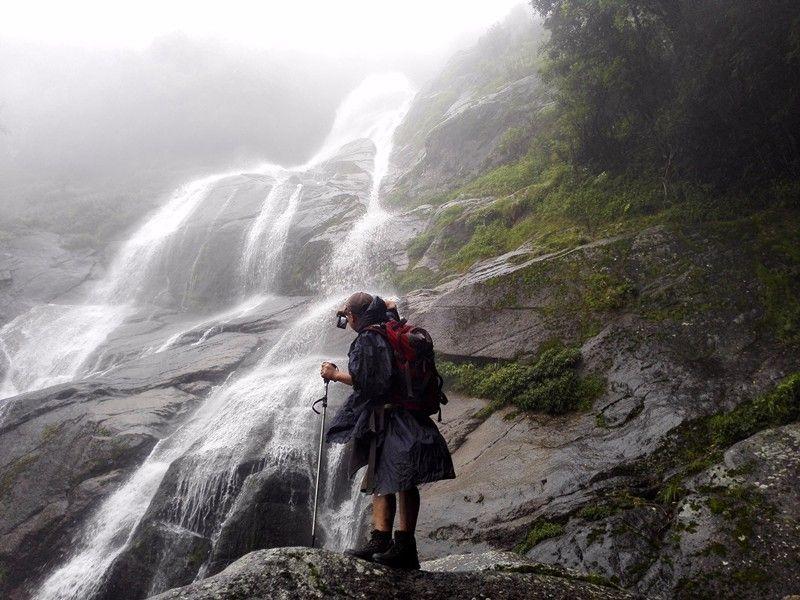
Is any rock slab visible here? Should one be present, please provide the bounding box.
[148,547,635,600]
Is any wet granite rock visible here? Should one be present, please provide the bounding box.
[148,547,635,600]
[0,309,276,599]
[638,423,800,599]
[401,221,797,597]
[0,228,100,326]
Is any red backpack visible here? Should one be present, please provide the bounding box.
[367,320,448,421]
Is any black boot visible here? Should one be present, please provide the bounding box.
[372,530,420,569]
[344,529,392,561]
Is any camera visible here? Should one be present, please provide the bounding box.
[336,310,347,329]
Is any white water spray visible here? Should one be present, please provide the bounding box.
[0,169,283,407]
[240,182,303,293]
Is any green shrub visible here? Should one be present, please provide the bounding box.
[577,504,616,520]
[583,273,636,312]
[406,231,435,261]
[515,521,565,554]
[438,345,604,416]
[709,372,800,447]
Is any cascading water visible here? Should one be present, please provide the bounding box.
[35,73,415,600]
[0,171,262,408]
[240,182,303,293]
[0,303,129,401]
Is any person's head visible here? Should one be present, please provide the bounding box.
[337,291,373,331]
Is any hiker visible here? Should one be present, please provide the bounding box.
[320,292,455,569]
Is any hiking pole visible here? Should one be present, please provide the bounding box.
[310,376,331,548]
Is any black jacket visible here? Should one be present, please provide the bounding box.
[326,295,455,494]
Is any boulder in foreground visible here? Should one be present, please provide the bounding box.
[148,547,635,600]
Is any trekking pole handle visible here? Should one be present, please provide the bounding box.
[312,380,330,414]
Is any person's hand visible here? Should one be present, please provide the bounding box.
[320,361,339,382]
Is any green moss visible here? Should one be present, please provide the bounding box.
[657,478,686,505]
[406,231,436,261]
[40,423,62,443]
[515,521,565,554]
[0,454,38,499]
[439,344,605,416]
[406,204,466,263]
[639,372,800,494]
[394,267,440,293]
[577,504,616,521]
[306,561,329,594]
[697,542,728,558]
[493,562,621,590]
[758,265,800,344]
[458,153,542,198]
[707,496,727,515]
[708,372,800,447]
[583,273,636,312]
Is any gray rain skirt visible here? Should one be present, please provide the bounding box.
[353,405,455,496]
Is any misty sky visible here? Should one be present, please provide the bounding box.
[0,0,526,200]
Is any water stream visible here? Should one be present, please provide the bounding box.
[33,73,415,600]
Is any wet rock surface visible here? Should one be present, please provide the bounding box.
[403,222,798,597]
[390,74,550,201]
[0,299,299,599]
[126,140,374,308]
[639,423,800,599]
[2,19,799,600]
[148,547,635,600]
[0,229,100,326]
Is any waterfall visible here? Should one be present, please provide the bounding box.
[240,182,303,293]
[320,73,413,293]
[240,174,289,290]
[0,170,272,407]
[0,303,131,402]
[34,72,415,600]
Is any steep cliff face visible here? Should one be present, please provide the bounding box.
[386,7,549,204]
[379,10,800,600]
[398,223,798,596]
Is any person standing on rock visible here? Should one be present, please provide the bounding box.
[320,292,455,569]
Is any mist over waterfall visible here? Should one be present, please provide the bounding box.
[27,73,415,600]
[2,2,798,598]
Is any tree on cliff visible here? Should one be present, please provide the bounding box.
[531,0,800,190]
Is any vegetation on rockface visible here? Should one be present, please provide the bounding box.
[392,6,548,154]
[395,147,800,307]
[627,372,800,509]
[514,520,565,554]
[532,0,800,188]
[391,4,800,343]
[438,344,605,418]
[506,374,800,586]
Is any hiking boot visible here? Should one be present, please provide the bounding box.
[344,529,392,562]
[372,530,420,569]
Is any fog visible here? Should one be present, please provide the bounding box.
[0,0,524,218]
